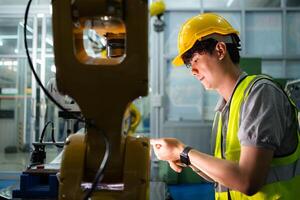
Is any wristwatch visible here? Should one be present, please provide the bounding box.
[180,146,193,166]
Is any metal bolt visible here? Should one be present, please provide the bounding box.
[65,139,70,145]
[142,141,148,148]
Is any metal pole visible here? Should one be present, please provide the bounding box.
[30,15,38,144]
[39,15,47,136]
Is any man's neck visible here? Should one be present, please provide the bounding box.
[217,64,242,102]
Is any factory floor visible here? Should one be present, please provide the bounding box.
[0,152,30,172]
[0,148,168,200]
[0,147,60,172]
[0,147,61,199]
[0,149,213,200]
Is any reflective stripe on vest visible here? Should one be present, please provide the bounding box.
[213,75,300,200]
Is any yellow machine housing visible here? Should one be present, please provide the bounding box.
[52,0,149,199]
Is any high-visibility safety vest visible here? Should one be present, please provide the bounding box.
[213,75,300,200]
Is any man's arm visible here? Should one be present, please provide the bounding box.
[188,145,273,195]
[151,138,273,196]
[189,164,215,183]
[168,159,215,182]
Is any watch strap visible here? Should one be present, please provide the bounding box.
[180,146,193,166]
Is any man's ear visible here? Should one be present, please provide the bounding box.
[215,42,227,61]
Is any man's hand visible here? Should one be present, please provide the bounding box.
[168,160,183,173]
[150,138,185,172]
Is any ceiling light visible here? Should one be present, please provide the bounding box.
[226,0,234,7]
[49,5,52,15]
[51,64,56,73]
[37,13,45,18]
[4,60,13,66]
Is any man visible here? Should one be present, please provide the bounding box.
[150,13,300,199]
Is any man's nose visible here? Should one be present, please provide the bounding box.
[191,67,198,76]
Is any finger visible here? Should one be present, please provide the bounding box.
[150,138,157,145]
[150,138,161,145]
[150,139,162,149]
[151,146,162,160]
[168,161,182,173]
[174,160,182,165]
[169,161,182,173]
[176,162,187,168]
[173,160,186,167]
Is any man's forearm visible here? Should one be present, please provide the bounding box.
[188,147,273,195]
[188,149,246,192]
[189,164,215,183]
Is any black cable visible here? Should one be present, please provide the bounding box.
[24,1,111,199]
[39,121,63,148]
[39,121,53,143]
[24,0,85,124]
[50,124,64,148]
[83,129,111,200]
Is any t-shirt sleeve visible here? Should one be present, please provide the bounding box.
[238,80,288,150]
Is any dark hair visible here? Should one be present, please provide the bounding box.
[181,34,241,65]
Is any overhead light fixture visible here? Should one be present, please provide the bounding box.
[37,13,45,18]
[51,64,56,73]
[49,5,52,15]
[226,0,234,7]
[0,39,3,46]
[0,60,18,66]
[4,60,13,66]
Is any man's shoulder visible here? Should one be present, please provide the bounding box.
[250,75,284,96]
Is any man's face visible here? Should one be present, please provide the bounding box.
[188,51,220,90]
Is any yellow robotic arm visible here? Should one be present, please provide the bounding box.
[123,103,141,136]
[52,0,150,199]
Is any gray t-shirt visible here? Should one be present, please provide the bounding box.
[215,73,298,157]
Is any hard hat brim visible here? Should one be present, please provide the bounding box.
[172,32,239,67]
[172,54,184,66]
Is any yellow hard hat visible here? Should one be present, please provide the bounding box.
[149,0,166,17]
[172,13,239,66]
